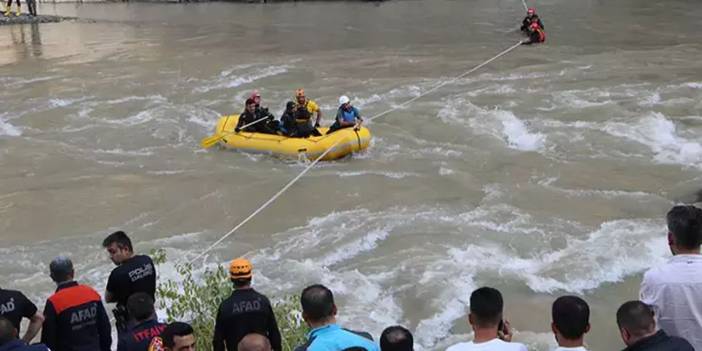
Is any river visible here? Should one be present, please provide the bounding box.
[1,0,702,349]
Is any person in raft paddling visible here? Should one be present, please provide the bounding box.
[235,98,278,134]
[327,95,363,135]
[522,21,546,45]
[293,89,322,137]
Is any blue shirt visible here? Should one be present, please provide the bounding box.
[306,324,378,351]
[336,106,361,124]
[0,340,51,351]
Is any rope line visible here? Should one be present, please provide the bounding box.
[521,0,529,12]
[189,40,524,263]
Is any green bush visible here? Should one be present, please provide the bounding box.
[152,249,308,351]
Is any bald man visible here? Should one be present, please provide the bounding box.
[238,334,271,351]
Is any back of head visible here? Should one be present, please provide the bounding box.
[238,333,272,351]
[49,256,74,283]
[380,325,414,351]
[102,230,133,252]
[552,296,590,340]
[469,287,503,328]
[127,292,155,322]
[161,322,194,348]
[300,284,335,322]
[616,301,656,338]
[0,317,17,345]
[667,205,702,249]
[286,101,295,111]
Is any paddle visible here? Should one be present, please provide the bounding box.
[200,116,271,149]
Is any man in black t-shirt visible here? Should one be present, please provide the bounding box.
[102,231,157,332]
[0,287,43,343]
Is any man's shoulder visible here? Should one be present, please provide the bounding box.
[447,340,527,351]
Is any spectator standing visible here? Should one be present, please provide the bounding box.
[40,256,111,351]
[616,301,693,351]
[446,287,527,351]
[103,231,157,332]
[640,205,702,350]
[0,287,43,343]
[117,293,166,351]
[380,326,413,351]
[551,296,590,351]
[295,284,378,351]
[213,258,281,351]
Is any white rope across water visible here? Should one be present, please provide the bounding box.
[521,0,529,12]
[189,40,524,263]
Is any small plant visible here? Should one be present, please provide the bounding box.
[151,249,308,351]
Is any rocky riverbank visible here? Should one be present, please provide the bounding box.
[0,14,71,25]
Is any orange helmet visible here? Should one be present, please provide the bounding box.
[229,258,253,279]
[295,88,305,97]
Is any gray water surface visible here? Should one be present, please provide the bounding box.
[1,1,702,349]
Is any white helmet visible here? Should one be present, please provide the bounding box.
[339,95,350,105]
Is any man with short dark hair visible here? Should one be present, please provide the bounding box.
[295,284,378,351]
[0,287,43,344]
[380,326,413,351]
[640,205,702,350]
[40,256,111,351]
[616,301,693,351]
[446,287,526,351]
[159,322,196,351]
[213,258,281,351]
[238,333,272,351]
[103,230,157,332]
[0,317,50,351]
[551,296,590,351]
[117,292,166,351]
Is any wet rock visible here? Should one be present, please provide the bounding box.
[0,14,70,26]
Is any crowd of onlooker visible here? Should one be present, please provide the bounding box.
[1,204,701,351]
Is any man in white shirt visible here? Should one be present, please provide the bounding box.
[640,205,702,351]
[551,296,590,351]
[446,287,527,351]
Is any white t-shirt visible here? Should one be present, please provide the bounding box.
[640,254,702,351]
[446,339,528,351]
[554,347,587,351]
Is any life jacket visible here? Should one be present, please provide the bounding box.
[295,102,312,124]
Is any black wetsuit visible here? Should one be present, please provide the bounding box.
[521,16,544,32]
[280,108,297,136]
[236,108,277,134]
[213,288,282,351]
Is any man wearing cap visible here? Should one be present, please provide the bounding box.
[213,258,281,351]
[41,256,111,351]
[327,95,363,135]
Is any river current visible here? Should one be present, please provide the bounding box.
[1,0,702,349]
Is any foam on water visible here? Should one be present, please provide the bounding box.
[194,65,291,93]
[0,117,22,137]
[497,111,546,152]
[604,112,702,167]
[337,170,420,179]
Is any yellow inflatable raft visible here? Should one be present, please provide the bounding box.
[213,115,372,161]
